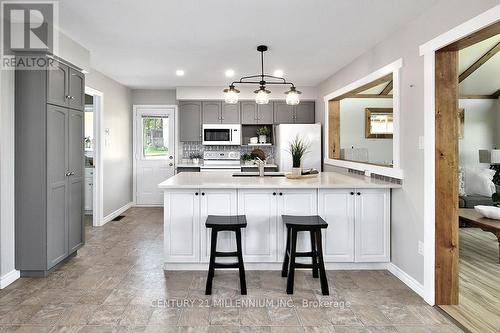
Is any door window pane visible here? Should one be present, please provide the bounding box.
[142,116,169,157]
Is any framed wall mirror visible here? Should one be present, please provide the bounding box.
[323,59,403,178]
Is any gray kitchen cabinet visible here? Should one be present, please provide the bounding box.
[179,101,202,142]
[68,68,85,111]
[47,60,84,111]
[15,55,85,276]
[274,101,315,124]
[221,102,240,124]
[295,101,315,123]
[47,61,69,108]
[202,101,222,124]
[241,101,273,124]
[274,102,295,124]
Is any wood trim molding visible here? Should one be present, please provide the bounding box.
[348,94,393,99]
[492,89,500,98]
[459,94,498,99]
[440,21,500,52]
[328,100,340,159]
[380,81,393,95]
[434,50,459,305]
[365,108,393,139]
[458,41,500,83]
[331,74,392,101]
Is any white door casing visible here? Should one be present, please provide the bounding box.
[134,106,176,206]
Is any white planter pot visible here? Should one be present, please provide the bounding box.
[259,135,267,144]
[192,158,199,165]
[291,167,302,176]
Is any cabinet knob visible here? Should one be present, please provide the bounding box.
[169,163,173,167]
[65,95,70,99]
[350,192,354,196]
[195,192,199,196]
[279,192,283,196]
[201,192,205,196]
[273,192,277,196]
[66,171,75,176]
[357,192,361,196]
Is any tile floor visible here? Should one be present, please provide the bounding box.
[0,208,462,332]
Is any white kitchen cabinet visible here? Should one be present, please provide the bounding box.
[164,189,200,262]
[318,189,355,262]
[355,189,390,262]
[200,189,238,262]
[84,168,93,212]
[277,189,318,254]
[238,189,278,262]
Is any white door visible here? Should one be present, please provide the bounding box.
[135,107,175,205]
[200,189,238,262]
[354,189,390,262]
[319,189,355,262]
[238,189,278,262]
[277,189,318,254]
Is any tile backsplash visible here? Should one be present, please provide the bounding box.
[181,142,275,161]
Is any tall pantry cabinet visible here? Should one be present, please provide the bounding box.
[15,56,85,276]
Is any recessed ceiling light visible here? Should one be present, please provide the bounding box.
[274,69,284,77]
[176,69,185,76]
[225,69,235,77]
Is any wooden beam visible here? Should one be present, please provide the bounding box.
[435,50,459,305]
[331,73,392,101]
[328,100,340,159]
[459,94,497,99]
[441,21,500,51]
[492,89,500,99]
[348,94,393,99]
[459,41,500,83]
[380,81,393,95]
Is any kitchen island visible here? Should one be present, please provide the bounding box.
[159,171,400,270]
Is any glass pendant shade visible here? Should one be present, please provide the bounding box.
[223,86,239,104]
[285,87,301,105]
[255,89,270,105]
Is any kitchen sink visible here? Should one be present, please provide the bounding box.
[232,172,286,177]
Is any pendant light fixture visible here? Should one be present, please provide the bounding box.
[223,45,301,105]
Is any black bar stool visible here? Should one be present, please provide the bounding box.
[281,215,329,295]
[205,215,247,295]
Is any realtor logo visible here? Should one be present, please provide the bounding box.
[1,1,58,69]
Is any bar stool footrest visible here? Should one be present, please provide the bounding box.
[215,251,238,257]
[214,262,240,269]
[294,263,314,269]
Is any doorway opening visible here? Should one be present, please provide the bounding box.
[431,19,499,333]
[84,87,104,227]
[133,105,176,206]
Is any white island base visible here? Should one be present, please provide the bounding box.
[159,172,400,270]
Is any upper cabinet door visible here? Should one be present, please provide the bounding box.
[202,101,222,124]
[294,101,315,124]
[258,103,274,124]
[241,102,258,124]
[47,61,69,108]
[179,101,202,142]
[221,102,240,124]
[273,102,295,124]
[68,68,85,111]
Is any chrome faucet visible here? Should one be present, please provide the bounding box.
[254,157,265,177]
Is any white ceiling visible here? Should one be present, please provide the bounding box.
[459,34,500,95]
[58,0,437,89]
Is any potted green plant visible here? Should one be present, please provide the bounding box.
[190,152,202,165]
[241,153,255,165]
[493,193,500,207]
[256,126,271,144]
[289,136,309,176]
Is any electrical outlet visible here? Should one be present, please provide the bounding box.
[418,136,425,150]
[418,241,424,255]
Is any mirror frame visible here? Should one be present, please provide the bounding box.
[323,59,404,179]
[365,108,394,139]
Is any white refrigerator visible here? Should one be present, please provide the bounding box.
[275,123,322,172]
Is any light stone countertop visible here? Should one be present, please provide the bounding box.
[176,163,278,168]
[158,171,401,189]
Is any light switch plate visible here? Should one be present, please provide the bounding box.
[418,136,424,150]
[418,240,424,255]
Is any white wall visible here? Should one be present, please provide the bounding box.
[458,99,498,168]
[86,71,133,217]
[176,86,317,100]
[496,98,500,148]
[132,89,177,105]
[316,0,499,286]
[340,98,393,165]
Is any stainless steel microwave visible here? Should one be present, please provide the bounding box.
[202,124,241,145]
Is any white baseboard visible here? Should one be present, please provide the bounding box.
[100,202,134,226]
[163,262,389,271]
[387,263,425,298]
[0,270,20,289]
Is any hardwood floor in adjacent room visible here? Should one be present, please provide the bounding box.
[441,228,500,333]
[0,208,462,332]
